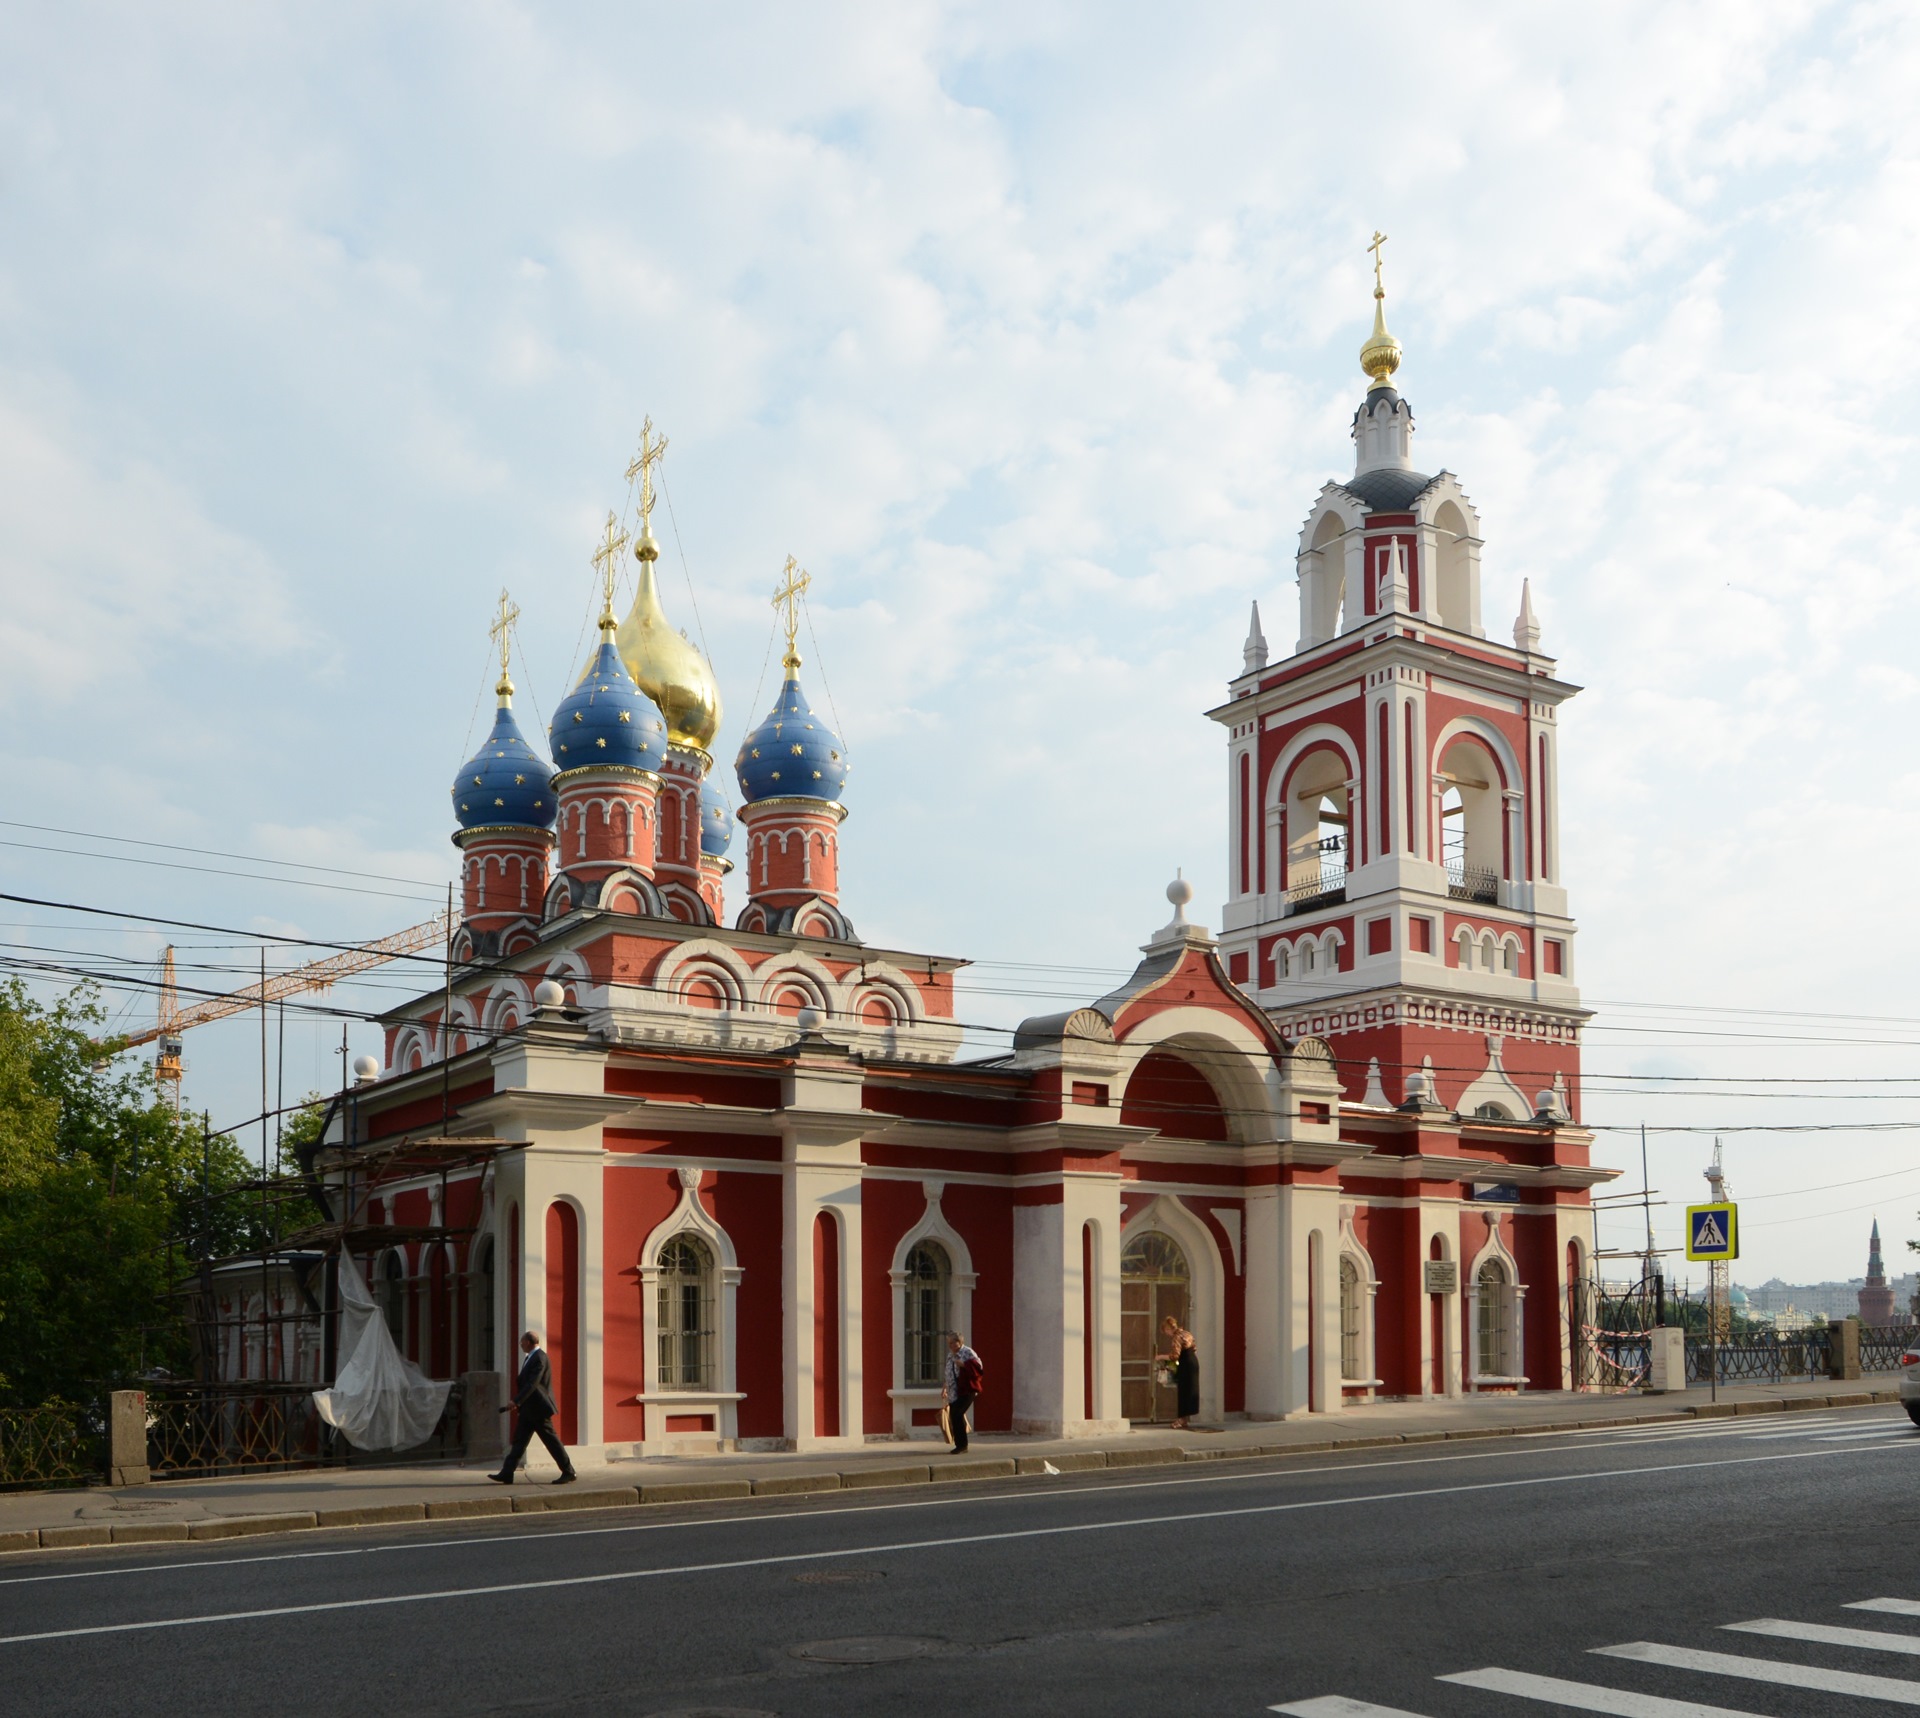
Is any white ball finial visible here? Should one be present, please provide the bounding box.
[534,979,566,1010]
[351,1054,380,1084]
[795,1005,824,1033]
[1535,1089,1558,1118]
[1406,1071,1429,1101]
[1165,870,1194,921]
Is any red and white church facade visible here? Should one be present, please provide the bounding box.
[320,278,1615,1458]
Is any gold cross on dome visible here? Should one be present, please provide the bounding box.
[772,555,811,671]
[592,511,630,625]
[624,416,669,535]
[1368,230,1389,295]
[489,588,521,692]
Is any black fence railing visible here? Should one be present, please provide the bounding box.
[143,1380,465,1479]
[1446,862,1499,904]
[1861,1324,1920,1373]
[1685,1327,1832,1385]
[0,1402,102,1492]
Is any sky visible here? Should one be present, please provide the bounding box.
[2,1,1917,1288]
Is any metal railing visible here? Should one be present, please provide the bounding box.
[1685,1327,1831,1385]
[144,1379,465,1479]
[1446,862,1500,904]
[1285,870,1347,913]
[0,1402,101,1492]
[1861,1324,1920,1372]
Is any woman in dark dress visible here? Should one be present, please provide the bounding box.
[1159,1314,1200,1428]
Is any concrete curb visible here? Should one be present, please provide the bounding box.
[0,1388,1905,1557]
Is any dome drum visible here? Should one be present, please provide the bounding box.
[737,797,844,915]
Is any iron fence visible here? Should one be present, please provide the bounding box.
[0,1401,101,1491]
[143,1379,465,1478]
[1685,1327,1831,1385]
[1446,862,1500,904]
[1861,1324,1920,1373]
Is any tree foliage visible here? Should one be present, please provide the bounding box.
[0,981,276,1405]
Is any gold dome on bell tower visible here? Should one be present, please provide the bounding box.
[1359,229,1403,392]
[613,419,724,758]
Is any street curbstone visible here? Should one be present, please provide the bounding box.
[1779,1396,1826,1411]
[837,1465,930,1491]
[541,1487,639,1513]
[424,1497,513,1520]
[1398,1431,1446,1444]
[1731,1401,1773,1415]
[1690,1403,1737,1417]
[1104,1446,1185,1468]
[1329,1435,1405,1450]
[188,1512,316,1541]
[1444,1428,1504,1441]
[751,1473,843,1496]
[1826,1392,1872,1408]
[1181,1447,1229,1462]
[109,1522,190,1543]
[0,1530,40,1553]
[640,1480,754,1505]
[313,1504,427,1529]
[38,1526,112,1549]
[931,1459,1017,1483]
[1017,1451,1106,1473]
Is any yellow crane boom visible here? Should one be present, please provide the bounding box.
[119,914,451,1108]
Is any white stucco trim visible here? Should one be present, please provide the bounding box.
[636,1167,745,1452]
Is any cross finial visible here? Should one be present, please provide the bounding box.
[1368,230,1389,298]
[488,588,521,703]
[772,555,811,676]
[592,511,630,634]
[624,417,669,551]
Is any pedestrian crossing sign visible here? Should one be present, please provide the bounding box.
[1686,1201,1739,1261]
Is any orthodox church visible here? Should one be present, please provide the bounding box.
[321,262,1615,1457]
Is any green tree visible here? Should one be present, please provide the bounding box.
[0,981,260,1404]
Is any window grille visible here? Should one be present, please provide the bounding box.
[903,1241,950,1386]
[1477,1257,1511,1375]
[657,1234,715,1390]
[1339,1256,1363,1381]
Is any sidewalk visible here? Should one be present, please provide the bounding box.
[2,1377,1902,1555]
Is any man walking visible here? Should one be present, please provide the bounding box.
[490,1329,578,1485]
[942,1331,983,1455]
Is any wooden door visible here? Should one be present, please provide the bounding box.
[1120,1232,1192,1423]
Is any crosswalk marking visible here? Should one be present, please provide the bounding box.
[1438,1666,1765,1715]
[1594,1639,1920,1704]
[1851,1597,1920,1616]
[1268,1699,1433,1717]
[1725,1616,1920,1655]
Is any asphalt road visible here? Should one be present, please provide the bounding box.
[5,1404,1920,1717]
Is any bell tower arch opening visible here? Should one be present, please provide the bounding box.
[1436,733,1504,903]
[1432,499,1477,635]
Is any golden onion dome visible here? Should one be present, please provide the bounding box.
[1359,231,1402,392]
[616,529,723,756]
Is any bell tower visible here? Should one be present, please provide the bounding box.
[1212,237,1586,1121]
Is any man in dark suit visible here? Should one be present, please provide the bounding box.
[490,1329,578,1485]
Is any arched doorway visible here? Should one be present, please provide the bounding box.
[1121,1231,1191,1423]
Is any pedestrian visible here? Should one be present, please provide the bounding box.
[1158,1314,1199,1429]
[490,1329,578,1485]
[942,1331,984,1454]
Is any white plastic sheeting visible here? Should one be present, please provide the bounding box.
[312,1249,452,1450]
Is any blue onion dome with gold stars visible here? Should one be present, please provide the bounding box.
[699,773,735,856]
[453,676,556,833]
[735,668,848,804]
[549,629,669,780]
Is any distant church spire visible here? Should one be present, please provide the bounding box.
[1243,601,1268,674]
[1514,579,1542,652]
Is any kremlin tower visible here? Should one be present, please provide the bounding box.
[1858,1220,1896,1324]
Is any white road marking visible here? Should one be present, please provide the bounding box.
[4,1414,1904,1593]
[1725,1617,1920,1655]
[1439,1666,1763,1715]
[1271,1699,1434,1717]
[1594,1640,1920,1704]
[0,1440,1910,1647]
[1850,1598,1920,1617]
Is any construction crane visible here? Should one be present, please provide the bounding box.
[1704,1137,1732,1344]
[117,914,451,1113]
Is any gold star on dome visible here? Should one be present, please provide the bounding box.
[619,710,631,723]
[751,747,761,759]
[573,712,584,723]
[596,736,607,748]
[791,743,803,755]
[494,797,505,806]
[514,774,525,784]
[771,770,781,781]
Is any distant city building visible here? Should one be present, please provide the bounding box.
[1737,1240,1917,1325]
[1858,1220,1898,1323]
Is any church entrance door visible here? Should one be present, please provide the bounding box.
[1121,1231,1192,1423]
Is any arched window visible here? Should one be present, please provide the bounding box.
[1476,1257,1513,1378]
[903,1241,950,1387]
[1285,748,1351,910]
[1474,1101,1513,1121]
[657,1235,715,1391]
[1339,1256,1363,1382]
[379,1253,406,1347]
[1438,735,1502,903]
[1273,943,1290,982]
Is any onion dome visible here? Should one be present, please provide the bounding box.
[616,532,723,756]
[452,676,555,832]
[734,668,848,804]
[1360,230,1403,392]
[699,773,736,856]
[549,626,669,779]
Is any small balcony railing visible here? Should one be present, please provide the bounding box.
[1285,870,1347,914]
[1446,862,1499,904]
